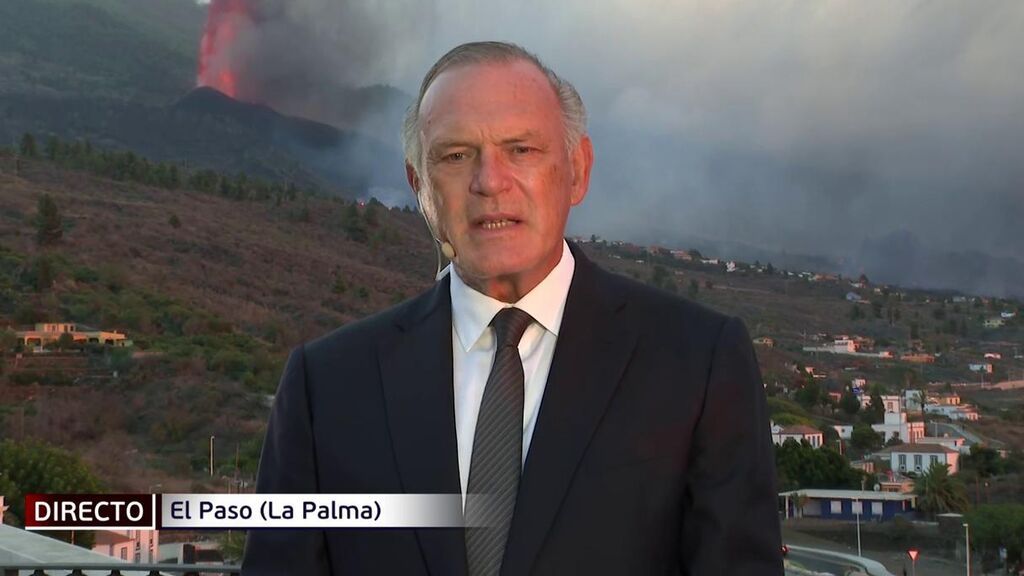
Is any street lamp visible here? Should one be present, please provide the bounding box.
[963,522,971,576]
[209,435,216,478]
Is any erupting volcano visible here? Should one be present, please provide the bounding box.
[197,0,252,98]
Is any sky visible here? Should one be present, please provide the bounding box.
[194,0,1024,295]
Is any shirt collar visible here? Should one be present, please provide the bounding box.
[449,240,575,352]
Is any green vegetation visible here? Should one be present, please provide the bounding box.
[0,0,193,103]
[19,133,318,205]
[34,194,64,246]
[964,504,1024,571]
[0,439,103,547]
[839,388,860,416]
[766,396,813,425]
[849,423,883,451]
[650,264,677,292]
[19,133,38,157]
[1,244,283,394]
[961,445,1023,478]
[775,439,867,491]
[915,461,969,518]
[795,379,823,410]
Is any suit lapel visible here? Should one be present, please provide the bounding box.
[378,274,469,576]
[501,244,638,576]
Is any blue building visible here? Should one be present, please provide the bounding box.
[779,489,916,521]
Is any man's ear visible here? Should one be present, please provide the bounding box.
[569,135,594,206]
[406,162,421,193]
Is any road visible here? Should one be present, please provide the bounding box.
[930,421,985,445]
[787,547,864,575]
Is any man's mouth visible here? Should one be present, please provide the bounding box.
[474,214,522,230]
[480,219,517,230]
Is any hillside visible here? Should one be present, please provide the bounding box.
[0,147,1022,495]
[0,0,410,199]
[0,0,198,104]
[0,149,434,492]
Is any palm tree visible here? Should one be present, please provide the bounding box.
[915,461,969,518]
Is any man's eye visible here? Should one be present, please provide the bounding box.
[443,152,467,162]
[513,146,535,155]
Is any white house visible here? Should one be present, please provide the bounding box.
[860,394,903,414]
[969,363,994,374]
[932,393,961,406]
[93,529,159,563]
[832,424,854,440]
[984,318,1005,328]
[983,352,1002,360]
[887,444,960,474]
[904,389,924,412]
[873,411,925,444]
[925,404,979,422]
[916,436,968,454]
[834,338,858,353]
[771,423,824,448]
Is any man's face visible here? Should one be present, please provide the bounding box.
[410,59,593,296]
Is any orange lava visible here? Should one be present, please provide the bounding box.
[197,0,249,98]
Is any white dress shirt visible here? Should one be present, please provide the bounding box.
[448,240,575,506]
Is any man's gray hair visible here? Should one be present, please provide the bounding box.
[401,41,588,177]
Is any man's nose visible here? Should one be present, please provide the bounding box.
[469,147,512,196]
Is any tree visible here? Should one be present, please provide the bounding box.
[775,439,865,491]
[651,265,671,290]
[363,199,382,227]
[849,423,882,451]
[688,278,699,298]
[964,504,1024,572]
[44,135,61,160]
[341,204,368,243]
[169,213,182,228]
[34,194,63,246]
[0,440,103,547]
[884,434,904,447]
[961,445,1010,478]
[57,332,75,350]
[915,461,969,518]
[19,133,37,157]
[839,389,861,416]
[863,390,885,424]
[795,379,822,410]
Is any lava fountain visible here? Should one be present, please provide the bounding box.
[197,0,252,97]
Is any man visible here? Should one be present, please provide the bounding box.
[243,41,783,575]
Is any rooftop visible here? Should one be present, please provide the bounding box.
[879,444,960,455]
[778,489,916,501]
[779,425,822,435]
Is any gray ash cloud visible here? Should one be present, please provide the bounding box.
[203,0,1024,296]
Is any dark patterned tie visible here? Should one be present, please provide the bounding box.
[465,307,534,576]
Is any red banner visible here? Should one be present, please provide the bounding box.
[24,494,156,530]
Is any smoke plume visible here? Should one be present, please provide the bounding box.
[195,0,1024,297]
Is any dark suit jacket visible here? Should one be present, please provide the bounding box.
[242,242,783,575]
